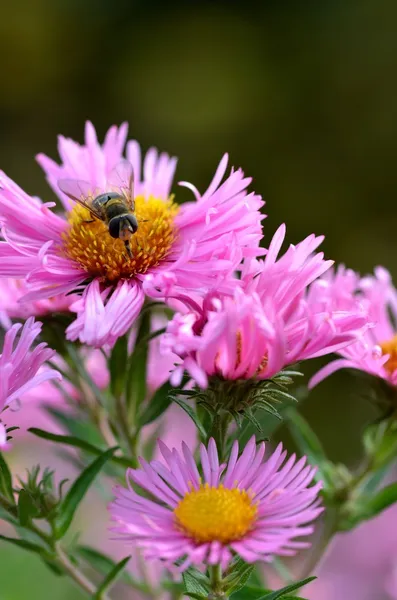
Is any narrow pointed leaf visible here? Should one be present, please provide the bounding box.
[257,577,316,599]
[55,447,117,539]
[285,409,326,464]
[125,311,151,418]
[183,568,209,595]
[357,482,397,523]
[0,533,49,556]
[0,452,14,503]
[225,563,255,594]
[29,428,131,468]
[172,396,207,439]
[138,381,173,426]
[93,556,131,598]
[18,490,39,525]
[43,559,65,576]
[76,546,146,590]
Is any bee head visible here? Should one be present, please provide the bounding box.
[109,215,138,240]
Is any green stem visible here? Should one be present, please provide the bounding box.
[55,542,111,599]
[114,394,139,467]
[209,412,232,462]
[209,564,227,598]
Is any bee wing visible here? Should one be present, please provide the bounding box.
[58,178,103,220]
[108,160,135,210]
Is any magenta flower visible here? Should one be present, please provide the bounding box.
[110,436,322,571]
[162,225,368,388]
[0,317,61,449]
[309,266,397,387]
[0,123,265,348]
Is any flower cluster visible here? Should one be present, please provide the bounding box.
[0,121,394,595]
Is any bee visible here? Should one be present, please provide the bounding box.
[58,160,138,259]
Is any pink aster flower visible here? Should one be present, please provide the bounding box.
[0,317,61,449]
[162,225,368,388]
[0,278,75,330]
[0,122,265,348]
[309,265,397,388]
[110,436,322,572]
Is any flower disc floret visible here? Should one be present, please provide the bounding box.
[63,195,179,282]
[174,483,257,544]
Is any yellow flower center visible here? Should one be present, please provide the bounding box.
[380,334,397,374]
[174,483,257,544]
[62,195,179,283]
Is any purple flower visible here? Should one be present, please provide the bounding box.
[109,436,322,572]
[0,317,61,449]
[309,265,397,387]
[0,123,265,348]
[161,225,368,388]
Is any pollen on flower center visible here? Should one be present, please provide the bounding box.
[62,195,179,283]
[174,483,257,544]
[380,334,397,374]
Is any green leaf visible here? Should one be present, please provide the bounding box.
[257,577,316,599]
[42,558,65,577]
[0,452,14,503]
[0,533,49,556]
[244,409,263,433]
[109,335,128,399]
[44,407,103,445]
[55,447,117,539]
[183,568,209,596]
[184,594,206,599]
[231,586,265,599]
[29,428,131,468]
[361,462,391,494]
[76,546,145,589]
[172,396,207,439]
[18,490,39,525]
[285,410,331,487]
[285,409,326,463]
[224,563,255,594]
[231,587,303,600]
[93,556,130,598]
[138,381,173,427]
[358,482,397,522]
[125,311,151,420]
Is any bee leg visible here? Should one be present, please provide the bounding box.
[124,241,133,261]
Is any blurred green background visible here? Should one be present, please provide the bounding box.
[1,0,396,597]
